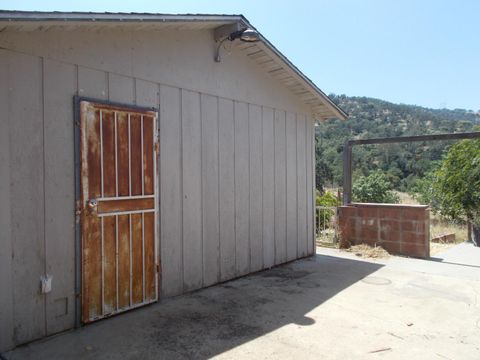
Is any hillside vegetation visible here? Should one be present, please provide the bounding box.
[316,94,479,192]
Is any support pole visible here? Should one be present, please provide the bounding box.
[341,131,480,206]
[343,141,352,205]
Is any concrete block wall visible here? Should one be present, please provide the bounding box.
[338,203,430,258]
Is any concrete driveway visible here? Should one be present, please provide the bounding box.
[4,244,480,360]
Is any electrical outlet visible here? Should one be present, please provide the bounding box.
[40,274,53,294]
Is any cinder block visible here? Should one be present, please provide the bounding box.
[338,206,357,218]
[402,231,427,244]
[377,240,401,254]
[401,242,427,258]
[357,206,379,218]
[380,229,401,242]
[359,223,378,242]
[402,208,427,222]
[380,219,401,232]
[382,207,403,219]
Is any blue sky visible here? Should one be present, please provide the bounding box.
[2,0,479,110]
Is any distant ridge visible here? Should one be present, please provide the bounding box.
[316,94,479,191]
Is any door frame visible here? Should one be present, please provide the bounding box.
[73,96,160,327]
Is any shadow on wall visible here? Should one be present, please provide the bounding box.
[5,255,383,360]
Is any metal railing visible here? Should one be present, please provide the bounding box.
[315,206,339,245]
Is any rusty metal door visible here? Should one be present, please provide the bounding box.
[78,100,158,323]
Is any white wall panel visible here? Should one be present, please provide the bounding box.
[262,107,275,268]
[234,101,250,276]
[286,112,298,261]
[201,94,220,286]
[44,59,76,335]
[306,119,315,255]
[218,98,236,281]
[9,52,46,345]
[181,90,203,291]
[0,49,14,352]
[296,115,307,257]
[274,110,287,265]
[249,104,263,272]
[159,85,183,297]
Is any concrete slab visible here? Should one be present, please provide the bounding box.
[4,247,480,360]
[431,241,480,268]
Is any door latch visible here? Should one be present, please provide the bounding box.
[87,198,98,215]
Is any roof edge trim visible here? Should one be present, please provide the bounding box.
[0,10,348,120]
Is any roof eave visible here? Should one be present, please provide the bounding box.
[0,11,348,121]
[0,10,245,23]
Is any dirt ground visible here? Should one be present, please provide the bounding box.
[4,244,480,360]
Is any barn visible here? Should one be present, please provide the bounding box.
[0,11,347,352]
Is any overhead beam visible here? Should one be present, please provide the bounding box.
[342,131,480,205]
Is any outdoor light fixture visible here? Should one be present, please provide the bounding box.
[214,27,260,62]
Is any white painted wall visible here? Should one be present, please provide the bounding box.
[0,28,316,352]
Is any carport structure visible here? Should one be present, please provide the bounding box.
[339,131,480,258]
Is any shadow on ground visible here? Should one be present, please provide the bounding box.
[5,254,383,360]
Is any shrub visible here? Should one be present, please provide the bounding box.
[316,190,339,230]
[352,171,400,204]
[433,139,480,226]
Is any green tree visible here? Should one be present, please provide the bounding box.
[315,94,477,191]
[352,171,400,203]
[432,139,480,225]
[316,190,340,230]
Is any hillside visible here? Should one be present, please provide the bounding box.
[316,94,480,191]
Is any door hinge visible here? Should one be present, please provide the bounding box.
[75,200,83,222]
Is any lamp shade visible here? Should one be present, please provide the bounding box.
[239,28,260,42]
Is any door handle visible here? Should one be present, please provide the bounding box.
[87,198,98,215]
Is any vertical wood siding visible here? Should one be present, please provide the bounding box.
[201,94,220,287]
[43,59,76,335]
[159,85,183,297]
[0,49,14,352]
[234,102,250,277]
[249,104,263,272]
[0,48,316,350]
[262,107,275,269]
[274,110,287,265]
[218,99,236,281]
[181,90,203,291]
[286,112,298,262]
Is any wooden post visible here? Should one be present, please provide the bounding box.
[343,141,352,205]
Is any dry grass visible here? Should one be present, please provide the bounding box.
[394,191,419,205]
[430,216,468,243]
[344,244,390,259]
[396,192,468,242]
[429,215,468,255]
[396,191,468,256]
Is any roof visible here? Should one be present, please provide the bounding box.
[0,11,348,121]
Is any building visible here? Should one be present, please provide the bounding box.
[0,11,347,352]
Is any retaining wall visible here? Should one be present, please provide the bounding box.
[338,203,430,258]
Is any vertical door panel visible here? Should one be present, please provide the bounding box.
[103,216,117,314]
[130,114,143,196]
[80,100,158,323]
[143,212,156,301]
[117,214,131,311]
[102,111,116,198]
[131,213,143,304]
[143,116,154,195]
[117,113,130,197]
